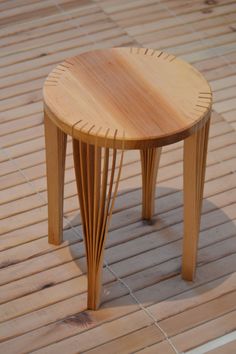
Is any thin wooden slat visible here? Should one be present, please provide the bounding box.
[16,278,236,354]
[0,112,225,170]
[1,220,235,308]
[0,254,234,347]
[1,185,235,289]
[0,90,42,112]
[135,12,236,45]
[0,0,48,12]
[0,174,234,276]
[165,32,236,58]
[81,291,236,353]
[214,87,236,103]
[85,324,161,354]
[1,147,235,235]
[206,338,236,354]
[0,35,134,79]
[0,9,107,46]
[137,311,236,353]
[0,20,116,58]
[0,112,225,176]
[0,0,92,27]
[222,110,236,123]
[214,98,236,113]
[0,102,42,122]
[140,147,162,220]
[147,22,236,52]
[126,3,236,36]
[0,125,44,148]
[0,27,126,69]
[2,124,233,202]
[0,3,98,38]
[0,150,235,224]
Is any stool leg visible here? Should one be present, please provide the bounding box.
[73,139,123,310]
[182,119,210,280]
[44,112,67,245]
[140,147,162,220]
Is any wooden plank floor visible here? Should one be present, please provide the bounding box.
[0,0,236,353]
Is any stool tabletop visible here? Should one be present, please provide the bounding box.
[43,47,212,149]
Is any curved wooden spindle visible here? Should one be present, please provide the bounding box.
[73,133,124,310]
[182,118,211,281]
[140,147,162,220]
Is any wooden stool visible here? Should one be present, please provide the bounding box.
[43,47,212,310]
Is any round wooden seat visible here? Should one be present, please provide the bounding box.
[43,47,212,310]
[43,47,212,149]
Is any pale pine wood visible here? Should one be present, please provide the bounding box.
[43,46,212,307]
[44,111,67,245]
[73,135,124,309]
[140,147,162,220]
[182,118,211,280]
[43,47,212,149]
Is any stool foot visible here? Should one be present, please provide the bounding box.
[140,147,162,220]
[182,119,210,280]
[73,139,123,310]
[44,112,67,245]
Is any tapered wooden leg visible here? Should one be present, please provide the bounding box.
[44,112,67,245]
[73,139,123,310]
[140,147,162,220]
[182,118,210,280]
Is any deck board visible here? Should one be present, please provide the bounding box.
[0,0,236,353]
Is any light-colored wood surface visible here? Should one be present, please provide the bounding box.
[140,147,162,220]
[182,118,210,280]
[73,138,124,309]
[44,47,212,149]
[0,0,236,353]
[44,112,67,245]
[44,46,211,305]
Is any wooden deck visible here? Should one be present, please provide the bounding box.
[0,0,236,353]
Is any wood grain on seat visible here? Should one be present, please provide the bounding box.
[43,47,212,149]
